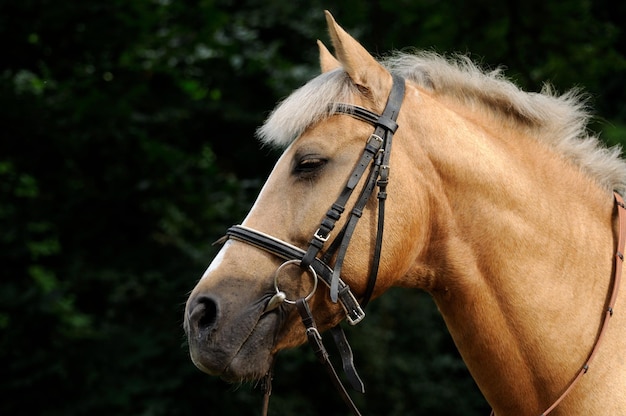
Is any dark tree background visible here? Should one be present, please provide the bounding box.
[1,1,625,415]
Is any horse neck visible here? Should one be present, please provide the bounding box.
[407,95,622,414]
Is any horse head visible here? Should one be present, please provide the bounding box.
[184,11,431,382]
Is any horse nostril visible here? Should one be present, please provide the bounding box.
[188,295,219,333]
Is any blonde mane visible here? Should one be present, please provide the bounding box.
[257,51,626,195]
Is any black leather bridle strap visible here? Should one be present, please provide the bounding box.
[332,75,405,305]
[302,74,406,305]
[225,225,366,324]
[296,298,363,416]
[330,325,365,393]
[334,103,381,125]
[260,360,274,416]
[300,132,384,271]
[330,155,382,301]
[362,76,404,306]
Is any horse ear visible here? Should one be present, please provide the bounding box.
[318,40,341,73]
[324,10,390,96]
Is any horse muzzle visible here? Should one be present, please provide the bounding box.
[184,289,279,381]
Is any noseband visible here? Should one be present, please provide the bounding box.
[221,74,406,415]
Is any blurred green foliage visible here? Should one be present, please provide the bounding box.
[1,0,624,415]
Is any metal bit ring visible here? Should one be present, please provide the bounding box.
[273,259,318,304]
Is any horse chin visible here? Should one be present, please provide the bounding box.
[187,308,282,382]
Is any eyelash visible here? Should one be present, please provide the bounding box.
[294,157,327,176]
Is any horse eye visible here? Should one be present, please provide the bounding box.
[295,157,327,174]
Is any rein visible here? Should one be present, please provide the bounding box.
[221,74,406,416]
[491,192,626,416]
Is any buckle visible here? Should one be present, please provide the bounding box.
[314,228,330,242]
[346,305,366,325]
[368,133,383,146]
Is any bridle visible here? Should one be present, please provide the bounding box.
[217,71,626,415]
[220,74,406,416]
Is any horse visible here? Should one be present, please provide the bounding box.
[184,10,626,415]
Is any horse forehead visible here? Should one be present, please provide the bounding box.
[288,115,375,153]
